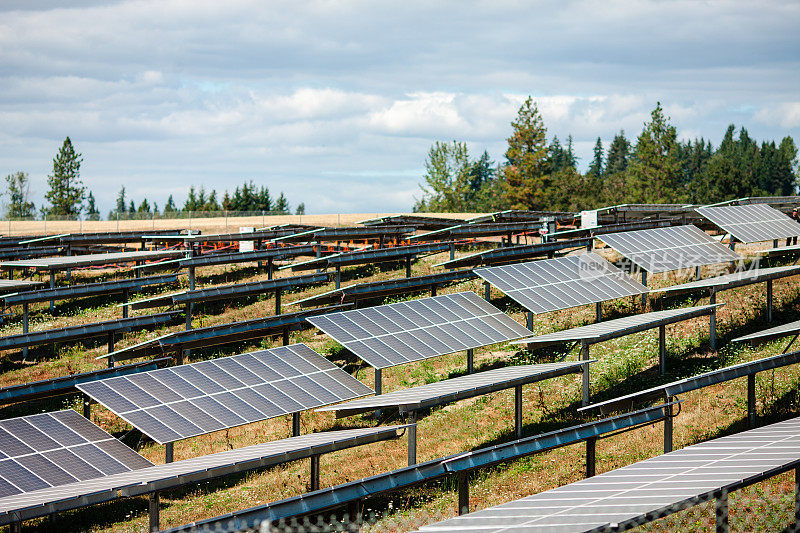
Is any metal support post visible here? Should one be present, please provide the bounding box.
[449,243,455,262]
[586,437,596,478]
[275,288,282,315]
[695,265,701,280]
[107,333,115,367]
[165,442,174,463]
[640,270,647,308]
[49,271,55,311]
[748,373,756,428]
[188,266,196,291]
[282,326,290,345]
[405,256,411,278]
[716,492,729,533]
[794,466,799,531]
[466,348,474,374]
[6,268,11,280]
[408,411,417,466]
[457,471,469,515]
[514,385,523,439]
[149,492,160,532]
[82,394,91,419]
[767,279,773,322]
[267,258,273,280]
[430,284,437,297]
[292,412,301,437]
[774,239,779,249]
[483,281,490,301]
[122,289,129,318]
[526,311,534,351]
[9,521,20,533]
[595,302,602,323]
[664,397,673,453]
[22,302,28,361]
[659,325,666,376]
[710,290,717,350]
[581,342,590,406]
[310,454,320,491]
[335,266,341,289]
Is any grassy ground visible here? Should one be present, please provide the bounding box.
[0,233,798,532]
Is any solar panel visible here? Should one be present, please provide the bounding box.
[79,344,373,444]
[732,319,800,344]
[1,274,178,305]
[475,254,648,314]
[581,350,800,414]
[307,291,532,369]
[598,225,740,273]
[0,280,44,294]
[290,271,476,308]
[0,250,186,271]
[435,239,592,269]
[652,264,800,296]
[415,416,800,533]
[319,361,589,417]
[0,311,179,352]
[286,243,451,272]
[409,222,542,242]
[0,410,151,498]
[512,304,721,348]
[0,425,406,525]
[697,204,800,243]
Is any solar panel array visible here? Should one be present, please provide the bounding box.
[512,304,721,348]
[696,203,800,243]
[652,264,800,295]
[318,361,588,416]
[0,250,185,270]
[732,318,800,344]
[598,224,740,273]
[78,344,373,444]
[307,291,532,369]
[416,416,800,532]
[475,254,647,314]
[0,410,152,497]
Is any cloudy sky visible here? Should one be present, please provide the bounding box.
[1,1,798,215]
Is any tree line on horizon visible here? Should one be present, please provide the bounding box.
[413,99,799,213]
[1,138,305,220]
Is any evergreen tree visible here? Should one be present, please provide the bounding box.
[414,141,472,212]
[85,191,100,221]
[3,171,35,218]
[128,200,135,213]
[275,193,290,213]
[205,189,219,211]
[137,198,151,213]
[502,97,550,210]
[296,203,306,215]
[626,103,684,203]
[565,135,577,170]
[587,138,604,178]
[605,131,631,176]
[164,194,176,213]
[44,137,85,216]
[257,186,272,211]
[184,186,198,211]
[115,186,126,214]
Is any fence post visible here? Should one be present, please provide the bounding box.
[116,212,119,232]
[152,211,155,230]
[262,210,264,227]
[189,211,192,231]
[44,214,47,235]
[225,210,228,233]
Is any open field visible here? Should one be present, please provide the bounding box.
[0,232,797,531]
[1,212,483,237]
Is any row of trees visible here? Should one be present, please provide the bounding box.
[414,99,799,212]
[2,138,305,219]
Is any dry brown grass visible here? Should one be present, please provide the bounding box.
[3,236,799,532]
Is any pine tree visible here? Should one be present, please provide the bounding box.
[626,103,684,203]
[44,137,85,216]
[3,171,36,218]
[605,131,631,176]
[137,198,151,213]
[501,97,550,210]
[115,186,126,214]
[587,138,604,178]
[296,203,306,215]
[275,193,290,213]
[164,194,176,213]
[128,200,135,214]
[85,191,100,221]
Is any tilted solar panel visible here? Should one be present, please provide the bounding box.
[697,203,800,243]
[78,344,373,444]
[307,291,532,369]
[598,224,739,273]
[475,253,647,314]
[0,410,151,498]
